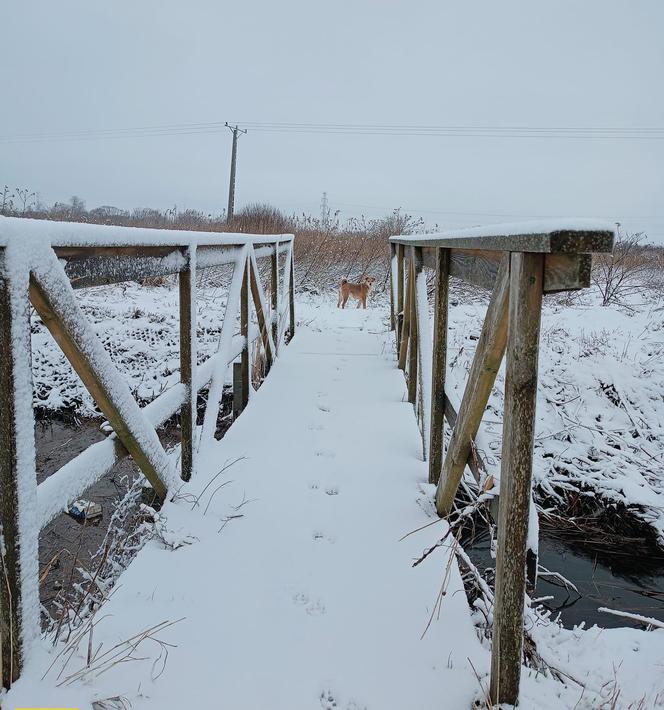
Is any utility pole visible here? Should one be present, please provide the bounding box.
[225,122,247,222]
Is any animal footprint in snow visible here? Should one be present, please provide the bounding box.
[292,592,309,606]
[306,599,326,616]
[312,530,336,543]
[315,449,335,459]
[320,690,338,709]
[317,403,331,413]
[309,481,320,490]
[308,423,324,431]
[325,486,340,496]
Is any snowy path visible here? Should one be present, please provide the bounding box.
[12,303,485,709]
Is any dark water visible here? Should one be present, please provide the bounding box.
[36,417,179,613]
[36,391,235,615]
[466,526,664,629]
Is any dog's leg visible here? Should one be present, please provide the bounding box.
[342,294,349,309]
[337,289,341,308]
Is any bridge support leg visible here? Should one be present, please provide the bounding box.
[287,251,296,341]
[179,249,196,481]
[407,255,418,405]
[428,248,449,485]
[271,244,279,354]
[0,253,39,690]
[396,244,405,346]
[490,252,544,707]
[240,256,250,410]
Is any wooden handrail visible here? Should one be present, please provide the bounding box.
[0,219,295,690]
[389,221,614,706]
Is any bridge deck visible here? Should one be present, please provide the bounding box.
[12,304,485,709]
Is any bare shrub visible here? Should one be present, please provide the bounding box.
[592,229,663,306]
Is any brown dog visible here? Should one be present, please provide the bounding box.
[337,276,376,309]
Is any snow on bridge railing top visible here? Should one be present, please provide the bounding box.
[0,215,294,249]
[390,218,615,253]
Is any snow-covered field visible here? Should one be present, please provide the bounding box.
[12,283,664,708]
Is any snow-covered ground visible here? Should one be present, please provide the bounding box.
[9,292,664,709]
[445,288,664,544]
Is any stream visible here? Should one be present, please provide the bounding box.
[465,525,664,629]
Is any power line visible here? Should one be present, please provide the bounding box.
[2,120,664,144]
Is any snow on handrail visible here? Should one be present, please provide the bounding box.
[0,215,294,248]
[390,218,614,253]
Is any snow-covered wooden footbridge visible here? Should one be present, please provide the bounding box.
[0,217,613,708]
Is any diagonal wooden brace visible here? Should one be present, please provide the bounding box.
[29,251,171,501]
[435,254,510,516]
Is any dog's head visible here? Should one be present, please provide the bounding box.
[363,276,376,290]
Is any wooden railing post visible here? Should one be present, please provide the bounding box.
[428,248,450,484]
[178,247,196,481]
[396,243,405,347]
[0,253,39,689]
[389,242,397,331]
[490,252,544,706]
[398,254,412,371]
[271,243,279,353]
[407,251,419,406]
[288,248,296,340]
[240,255,250,410]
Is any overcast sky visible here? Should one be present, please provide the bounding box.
[1,1,663,239]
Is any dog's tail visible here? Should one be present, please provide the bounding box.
[340,278,348,285]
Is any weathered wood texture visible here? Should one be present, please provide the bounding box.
[0,257,24,688]
[412,247,427,453]
[249,260,274,370]
[398,255,412,371]
[29,270,170,501]
[490,252,544,706]
[389,242,396,331]
[178,255,195,481]
[407,257,418,405]
[435,255,510,516]
[420,247,592,293]
[271,245,279,353]
[289,255,296,339]
[391,228,613,254]
[396,244,405,344]
[240,257,250,410]
[428,248,450,484]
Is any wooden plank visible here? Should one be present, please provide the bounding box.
[288,250,296,340]
[396,243,405,345]
[490,252,544,706]
[271,244,279,353]
[178,251,195,481]
[412,247,427,454]
[240,257,250,410]
[390,228,613,254]
[389,242,396,331]
[542,252,592,292]
[428,248,450,484]
[421,248,593,293]
[435,254,510,516]
[0,254,28,688]
[398,255,412,371]
[29,263,170,501]
[232,361,243,417]
[65,252,186,289]
[54,245,178,259]
[407,255,418,405]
